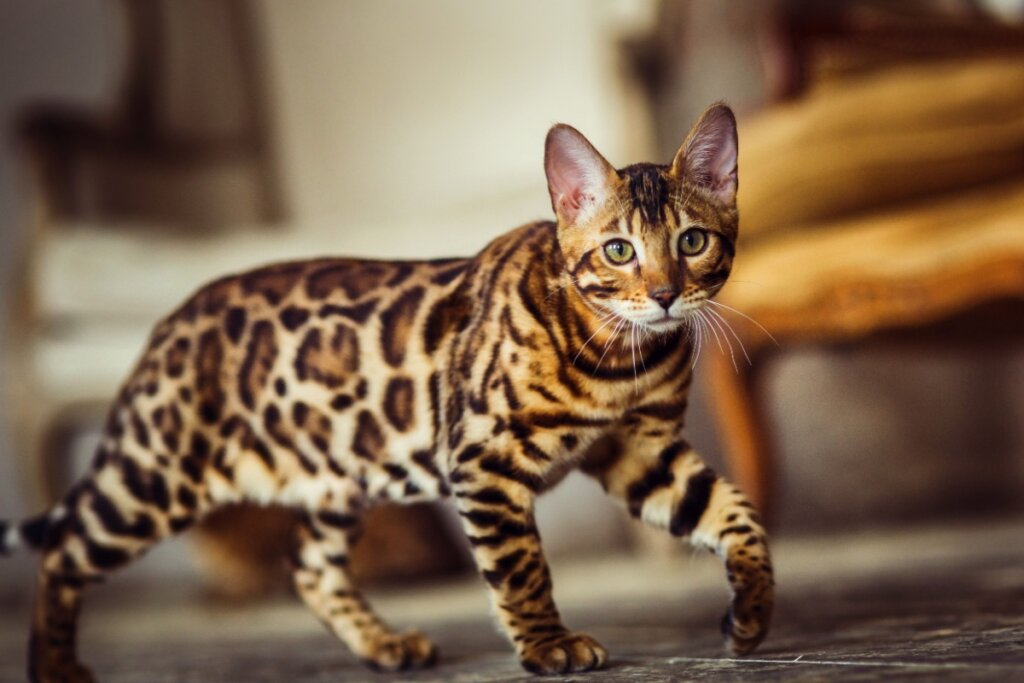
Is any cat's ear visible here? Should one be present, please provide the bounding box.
[544,124,617,225]
[670,103,738,206]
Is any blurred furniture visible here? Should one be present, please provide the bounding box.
[22,0,283,229]
[709,50,1024,518]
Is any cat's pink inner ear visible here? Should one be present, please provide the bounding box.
[544,125,614,225]
[673,104,738,205]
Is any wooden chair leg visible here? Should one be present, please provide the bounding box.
[707,349,776,524]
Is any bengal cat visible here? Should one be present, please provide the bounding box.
[1,103,773,681]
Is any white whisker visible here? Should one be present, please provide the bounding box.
[700,308,726,356]
[629,322,639,394]
[572,310,618,366]
[707,300,779,346]
[636,324,649,380]
[594,317,626,374]
[696,314,708,369]
[702,307,738,373]
[705,306,751,366]
[689,313,705,369]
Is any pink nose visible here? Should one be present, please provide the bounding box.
[649,288,679,310]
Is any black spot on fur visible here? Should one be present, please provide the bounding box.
[292,400,309,425]
[90,493,155,539]
[85,539,130,570]
[626,461,675,518]
[20,515,51,550]
[318,510,358,529]
[130,411,150,448]
[318,299,379,324]
[669,468,718,537]
[379,286,425,367]
[279,306,311,331]
[331,394,354,411]
[476,455,542,492]
[383,463,408,480]
[176,485,198,510]
[120,459,171,511]
[352,410,385,460]
[383,376,415,432]
[224,307,247,344]
[423,289,472,355]
[195,328,225,424]
[456,444,486,463]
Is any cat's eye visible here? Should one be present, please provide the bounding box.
[679,228,709,257]
[603,239,636,265]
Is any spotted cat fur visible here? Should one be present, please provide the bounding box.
[1,103,773,681]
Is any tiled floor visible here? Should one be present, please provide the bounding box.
[2,518,1022,682]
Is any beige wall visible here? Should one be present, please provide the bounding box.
[258,0,653,249]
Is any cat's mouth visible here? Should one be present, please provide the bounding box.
[638,312,686,332]
[634,301,711,332]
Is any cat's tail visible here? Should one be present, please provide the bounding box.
[0,513,52,557]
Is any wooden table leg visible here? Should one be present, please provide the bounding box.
[707,348,775,524]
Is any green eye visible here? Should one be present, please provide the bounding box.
[679,228,708,256]
[603,239,635,264]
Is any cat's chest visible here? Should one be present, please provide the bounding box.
[445,337,677,457]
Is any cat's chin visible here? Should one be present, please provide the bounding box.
[638,315,685,333]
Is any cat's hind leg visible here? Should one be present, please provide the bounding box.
[290,511,439,671]
[28,457,208,683]
[29,568,94,683]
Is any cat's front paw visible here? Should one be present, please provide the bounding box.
[519,632,608,675]
[360,629,439,671]
[721,571,774,655]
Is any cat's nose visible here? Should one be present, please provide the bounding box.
[649,287,679,310]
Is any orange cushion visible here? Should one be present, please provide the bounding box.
[738,57,1024,243]
[723,178,1024,343]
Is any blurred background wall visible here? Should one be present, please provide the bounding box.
[1,0,1022,595]
[0,0,124,589]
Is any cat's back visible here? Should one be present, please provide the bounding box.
[144,221,554,370]
[145,255,471,361]
[158,256,471,332]
[115,255,471,445]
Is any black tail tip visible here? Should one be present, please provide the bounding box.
[21,514,52,550]
[2,514,52,556]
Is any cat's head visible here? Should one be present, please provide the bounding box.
[545,103,738,332]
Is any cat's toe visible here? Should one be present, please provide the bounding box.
[400,630,440,668]
[361,630,438,671]
[519,632,608,675]
[721,579,774,655]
